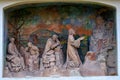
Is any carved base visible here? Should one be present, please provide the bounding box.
[3,67,81,77]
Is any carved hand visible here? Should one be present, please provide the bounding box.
[80,36,85,40]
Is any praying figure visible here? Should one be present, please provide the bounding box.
[6,38,25,72]
[26,42,40,72]
[42,34,63,69]
[65,28,84,69]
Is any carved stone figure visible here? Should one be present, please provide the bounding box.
[105,20,115,47]
[6,38,25,72]
[80,51,105,76]
[105,20,117,75]
[42,34,63,69]
[65,28,84,69]
[89,16,107,74]
[89,16,106,54]
[26,42,40,71]
[20,46,30,70]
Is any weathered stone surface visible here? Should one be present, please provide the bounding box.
[42,35,63,69]
[69,68,81,76]
[6,38,25,72]
[26,42,40,71]
[12,71,26,77]
[107,68,117,75]
[3,66,12,77]
[49,62,56,66]
[107,50,117,67]
[80,51,105,76]
[106,48,117,75]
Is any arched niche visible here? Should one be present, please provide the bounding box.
[3,1,117,77]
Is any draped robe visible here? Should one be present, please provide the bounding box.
[66,35,82,68]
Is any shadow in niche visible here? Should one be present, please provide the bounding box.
[3,2,117,77]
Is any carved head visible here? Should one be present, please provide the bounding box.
[28,42,32,48]
[10,38,15,43]
[106,20,114,29]
[52,34,58,41]
[96,16,104,26]
[69,28,75,35]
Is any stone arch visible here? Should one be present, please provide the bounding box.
[3,0,116,10]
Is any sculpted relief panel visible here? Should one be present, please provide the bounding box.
[3,3,117,77]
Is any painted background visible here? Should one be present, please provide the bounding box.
[0,0,120,80]
[4,2,116,63]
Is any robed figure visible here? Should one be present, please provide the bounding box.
[42,34,63,69]
[65,29,84,68]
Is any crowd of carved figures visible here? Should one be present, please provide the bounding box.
[4,16,117,77]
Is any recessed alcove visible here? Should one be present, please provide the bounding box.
[3,1,117,77]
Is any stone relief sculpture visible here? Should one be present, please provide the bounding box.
[6,38,25,72]
[89,16,117,75]
[65,29,84,69]
[90,16,106,54]
[20,46,30,70]
[80,51,105,76]
[42,34,63,69]
[89,16,108,75]
[105,20,117,75]
[3,3,117,77]
[26,42,40,72]
[4,25,117,77]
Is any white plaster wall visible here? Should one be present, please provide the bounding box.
[0,0,120,80]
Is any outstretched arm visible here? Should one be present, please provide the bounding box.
[70,36,85,48]
[79,36,85,41]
